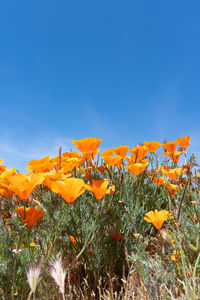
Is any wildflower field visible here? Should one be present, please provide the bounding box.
[0,136,199,299]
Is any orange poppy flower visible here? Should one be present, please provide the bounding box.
[42,170,71,189]
[102,155,123,168]
[85,180,111,200]
[0,165,7,174]
[176,136,191,149]
[8,173,44,200]
[26,156,53,173]
[153,176,168,187]
[100,149,114,156]
[125,155,149,165]
[71,137,102,159]
[144,209,169,230]
[62,151,82,158]
[165,183,179,197]
[126,162,149,176]
[162,142,177,154]
[16,206,45,227]
[0,182,13,198]
[144,141,161,153]
[69,235,79,248]
[161,167,183,181]
[96,165,107,174]
[129,145,149,162]
[162,151,185,162]
[0,168,16,183]
[105,184,115,195]
[50,178,85,203]
[112,146,130,158]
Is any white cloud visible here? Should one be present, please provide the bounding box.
[0,134,73,172]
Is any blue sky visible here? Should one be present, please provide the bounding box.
[0,0,200,171]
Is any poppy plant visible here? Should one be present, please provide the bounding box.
[112,146,130,158]
[126,162,149,176]
[161,167,183,181]
[165,183,179,197]
[162,142,177,154]
[129,145,149,162]
[50,177,85,203]
[143,141,161,153]
[144,209,169,230]
[102,155,123,168]
[8,173,44,200]
[26,156,53,173]
[16,206,45,227]
[162,150,185,163]
[176,136,191,149]
[71,137,102,159]
[85,180,112,200]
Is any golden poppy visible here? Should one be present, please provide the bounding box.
[162,142,177,154]
[161,167,183,181]
[165,183,179,197]
[85,180,111,200]
[100,149,114,156]
[26,156,53,173]
[162,151,185,162]
[16,206,45,227]
[144,209,169,230]
[102,155,123,168]
[50,177,85,203]
[71,137,102,159]
[112,146,130,158]
[144,141,161,153]
[126,162,149,176]
[176,136,191,149]
[129,145,149,162]
[153,176,168,187]
[8,173,44,200]
[69,235,79,248]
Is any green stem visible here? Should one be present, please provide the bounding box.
[176,176,190,223]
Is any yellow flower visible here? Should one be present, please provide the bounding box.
[144,209,169,230]
[30,242,36,247]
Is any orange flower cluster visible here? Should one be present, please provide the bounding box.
[16,206,44,227]
[0,136,192,229]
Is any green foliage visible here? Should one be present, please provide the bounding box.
[0,154,200,299]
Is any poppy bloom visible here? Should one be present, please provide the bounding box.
[71,137,102,159]
[50,178,85,203]
[102,155,123,168]
[100,149,114,156]
[129,145,149,162]
[153,176,168,187]
[112,146,130,158]
[144,141,161,153]
[176,136,191,149]
[126,162,149,176]
[165,183,179,197]
[16,206,45,227]
[8,173,44,200]
[69,235,79,248]
[144,209,169,230]
[162,142,177,154]
[26,156,53,173]
[85,180,112,200]
[161,167,183,181]
[162,151,185,162]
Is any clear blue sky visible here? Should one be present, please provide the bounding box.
[0,0,200,170]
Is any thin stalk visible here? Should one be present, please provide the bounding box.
[176,176,190,223]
